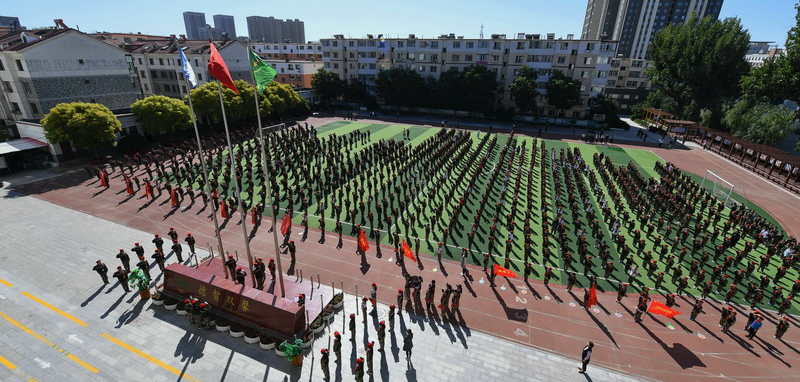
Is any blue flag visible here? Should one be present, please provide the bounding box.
[179,47,197,88]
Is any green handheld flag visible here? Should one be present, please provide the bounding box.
[249,49,277,92]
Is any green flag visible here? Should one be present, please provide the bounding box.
[249,49,277,92]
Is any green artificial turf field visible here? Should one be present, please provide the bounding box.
[171,121,798,314]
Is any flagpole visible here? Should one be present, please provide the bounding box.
[179,41,229,279]
[249,41,286,298]
[208,28,257,287]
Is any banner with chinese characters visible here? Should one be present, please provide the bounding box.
[163,264,305,338]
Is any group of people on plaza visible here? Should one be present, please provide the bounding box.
[88,120,800,379]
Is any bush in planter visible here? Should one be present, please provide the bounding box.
[309,317,324,331]
[175,303,186,311]
[164,297,179,306]
[260,335,275,345]
[321,304,335,317]
[151,291,164,301]
[244,328,260,338]
[331,293,343,305]
[278,339,304,361]
[229,323,243,333]
[215,317,230,327]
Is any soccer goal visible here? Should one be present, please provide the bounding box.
[699,170,740,208]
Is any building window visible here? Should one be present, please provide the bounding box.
[197,73,202,81]
[2,81,12,92]
[626,81,638,87]
[493,42,501,50]
[560,42,569,50]
[78,59,85,65]
[452,41,460,48]
[557,56,566,64]
[397,41,404,48]
[137,58,142,65]
[491,55,500,62]
[418,65,425,72]
[22,81,31,93]
[465,54,473,61]
[430,66,437,73]
[516,42,525,50]
[581,71,590,79]
[0,60,4,70]
[583,57,593,65]
[431,41,439,48]
[159,58,164,65]
[629,71,641,78]
[15,60,24,71]
[452,54,460,61]
[30,103,39,114]
[466,42,474,49]
[514,56,523,63]
[149,58,154,65]
[585,43,595,51]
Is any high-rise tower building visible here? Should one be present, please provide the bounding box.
[581,0,724,59]
[183,11,206,40]
[247,16,305,43]
[213,14,236,39]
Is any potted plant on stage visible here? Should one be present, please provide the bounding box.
[176,301,187,315]
[310,316,325,334]
[163,297,178,310]
[278,339,304,367]
[229,323,245,338]
[150,289,164,306]
[331,292,344,309]
[128,268,151,300]
[244,328,261,344]
[259,334,276,350]
[300,329,313,348]
[215,317,230,332]
[321,304,335,320]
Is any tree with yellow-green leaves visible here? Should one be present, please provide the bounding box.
[41,102,121,158]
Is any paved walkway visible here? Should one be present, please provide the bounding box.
[0,186,642,381]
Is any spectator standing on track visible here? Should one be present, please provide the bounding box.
[579,342,594,373]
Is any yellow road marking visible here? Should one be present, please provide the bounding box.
[21,292,89,327]
[0,278,12,287]
[101,333,200,382]
[0,354,16,370]
[0,311,98,373]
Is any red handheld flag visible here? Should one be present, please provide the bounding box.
[647,300,681,319]
[358,229,370,252]
[220,200,228,219]
[208,43,240,94]
[251,207,257,225]
[401,239,416,262]
[586,283,598,308]
[125,178,134,195]
[280,213,292,235]
[493,264,518,278]
[170,188,177,207]
[99,172,108,188]
[144,182,152,199]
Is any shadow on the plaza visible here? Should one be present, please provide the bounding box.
[150,307,302,380]
[640,323,706,369]
[7,171,92,198]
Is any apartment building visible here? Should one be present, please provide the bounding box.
[603,57,653,111]
[321,33,617,118]
[252,42,322,61]
[0,28,140,124]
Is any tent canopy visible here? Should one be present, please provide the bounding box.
[0,138,48,155]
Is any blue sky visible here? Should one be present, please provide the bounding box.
[3,0,796,46]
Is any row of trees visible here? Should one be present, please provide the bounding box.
[642,8,799,147]
[311,66,586,118]
[42,80,308,155]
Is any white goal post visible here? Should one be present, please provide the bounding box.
[700,170,738,208]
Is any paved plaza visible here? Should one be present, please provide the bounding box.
[0,179,640,381]
[1,117,800,382]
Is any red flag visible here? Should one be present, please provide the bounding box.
[401,239,416,262]
[221,200,228,219]
[99,172,108,188]
[144,182,152,199]
[586,283,598,308]
[207,43,240,94]
[170,188,177,207]
[358,229,370,252]
[125,178,134,195]
[280,213,291,235]
[647,300,681,319]
[493,264,517,278]
[251,207,257,225]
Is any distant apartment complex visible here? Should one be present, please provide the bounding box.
[582,0,724,59]
[247,17,305,43]
[603,57,653,111]
[182,11,206,40]
[321,33,617,118]
[184,12,237,41]
[212,15,237,39]
[745,41,784,67]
